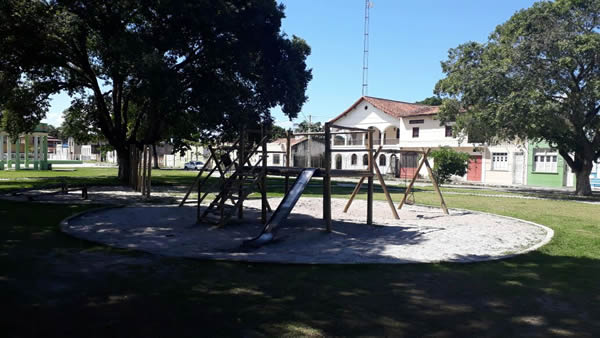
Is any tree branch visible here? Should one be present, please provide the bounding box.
[559,149,577,170]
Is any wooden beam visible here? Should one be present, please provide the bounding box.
[330,124,369,132]
[343,146,383,213]
[146,146,152,198]
[261,127,268,224]
[367,128,374,225]
[285,130,291,194]
[397,148,430,210]
[423,156,449,215]
[238,127,245,219]
[374,160,399,219]
[323,122,332,231]
[343,176,365,213]
[178,152,214,207]
[329,131,368,135]
[141,146,147,196]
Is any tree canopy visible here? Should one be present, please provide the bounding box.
[415,96,442,106]
[0,0,312,180]
[429,147,470,184]
[435,0,600,195]
[294,120,323,133]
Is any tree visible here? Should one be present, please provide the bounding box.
[269,125,288,141]
[294,120,323,133]
[0,0,311,182]
[435,0,600,196]
[429,147,470,184]
[415,96,442,106]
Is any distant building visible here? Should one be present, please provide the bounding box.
[0,123,51,170]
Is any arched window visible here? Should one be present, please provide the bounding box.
[379,154,386,166]
[351,154,357,165]
[362,154,368,166]
[335,154,342,169]
[334,135,345,145]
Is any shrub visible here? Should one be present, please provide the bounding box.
[429,147,470,184]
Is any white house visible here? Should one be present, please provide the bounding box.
[329,96,529,186]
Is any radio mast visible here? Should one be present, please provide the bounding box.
[361,0,372,97]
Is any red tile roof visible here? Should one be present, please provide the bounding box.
[272,137,307,147]
[329,96,439,123]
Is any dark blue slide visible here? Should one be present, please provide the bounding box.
[245,168,317,247]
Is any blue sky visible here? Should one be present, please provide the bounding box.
[43,0,538,129]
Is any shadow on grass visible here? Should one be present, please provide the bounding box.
[1,200,599,336]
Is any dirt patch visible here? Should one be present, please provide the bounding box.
[62,197,553,264]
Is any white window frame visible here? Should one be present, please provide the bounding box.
[273,153,281,165]
[491,152,509,171]
[533,149,558,173]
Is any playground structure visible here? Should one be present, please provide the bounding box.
[397,148,449,214]
[179,123,408,245]
[128,145,153,198]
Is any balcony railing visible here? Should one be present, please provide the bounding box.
[332,138,401,146]
[346,138,365,146]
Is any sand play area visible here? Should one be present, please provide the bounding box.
[61,197,553,264]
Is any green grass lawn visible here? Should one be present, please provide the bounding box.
[1,169,599,336]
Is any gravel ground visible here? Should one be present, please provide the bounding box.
[62,197,553,264]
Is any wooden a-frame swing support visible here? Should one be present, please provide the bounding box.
[343,145,400,219]
[397,148,448,214]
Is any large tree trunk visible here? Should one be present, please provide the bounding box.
[574,166,593,196]
[117,147,132,184]
[152,144,159,169]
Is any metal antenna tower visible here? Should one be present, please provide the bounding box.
[361,0,372,97]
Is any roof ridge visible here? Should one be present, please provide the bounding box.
[364,95,436,107]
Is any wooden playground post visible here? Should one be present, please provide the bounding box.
[367,127,374,225]
[137,148,143,191]
[261,126,268,224]
[146,145,152,198]
[238,127,245,219]
[397,148,430,210]
[285,130,291,194]
[323,122,332,231]
[197,160,202,222]
[141,146,147,196]
[422,150,449,215]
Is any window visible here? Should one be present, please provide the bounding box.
[534,149,558,173]
[351,154,357,165]
[491,152,508,171]
[445,125,453,137]
[379,154,386,166]
[395,128,400,139]
[362,154,368,166]
[412,127,419,138]
[334,135,345,146]
[273,154,280,165]
[409,119,424,124]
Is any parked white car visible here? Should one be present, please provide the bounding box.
[184,161,204,170]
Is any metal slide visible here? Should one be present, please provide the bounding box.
[244,168,317,247]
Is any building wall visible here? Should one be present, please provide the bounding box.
[480,143,528,185]
[527,141,572,187]
[398,116,461,148]
[591,162,600,188]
